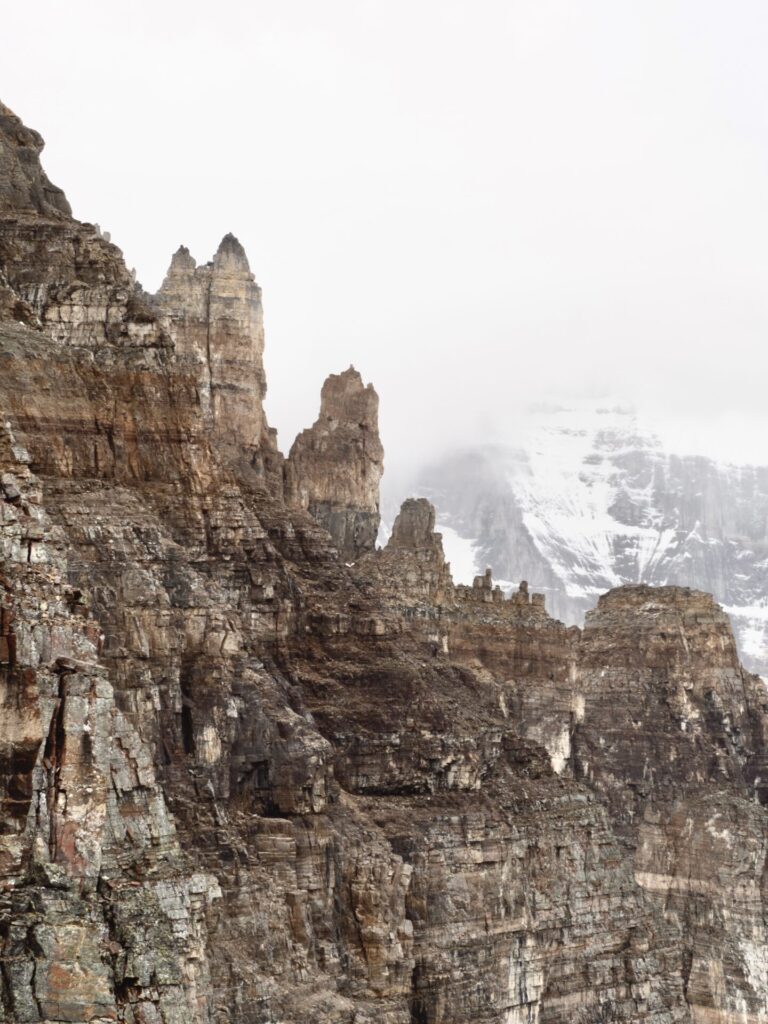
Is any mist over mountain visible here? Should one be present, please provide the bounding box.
[384,402,768,675]
[6,1,768,481]
[3,75,768,1022]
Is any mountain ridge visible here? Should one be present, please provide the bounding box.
[405,402,768,676]
[1,100,767,1024]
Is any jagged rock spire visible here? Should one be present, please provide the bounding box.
[387,497,439,551]
[154,236,271,454]
[214,232,249,267]
[286,367,384,562]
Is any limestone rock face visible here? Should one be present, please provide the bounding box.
[154,235,274,460]
[0,100,767,1024]
[286,367,383,562]
[0,101,71,218]
[0,422,222,1024]
[455,580,768,1021]
[577,587,768,1022]
[0,98,163,349]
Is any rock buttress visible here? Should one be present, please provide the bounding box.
[286,366,384,562]
[443,578,768,1021]
[577,586,768,1021]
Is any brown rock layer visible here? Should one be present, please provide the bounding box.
[0,100,766,1024]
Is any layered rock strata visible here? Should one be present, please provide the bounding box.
[0,100,766,1024]
[0,101,163,350]
[0,421,222,1024]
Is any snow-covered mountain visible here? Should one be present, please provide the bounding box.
[394,403,768,676]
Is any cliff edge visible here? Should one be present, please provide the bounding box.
[1,101,766,1024]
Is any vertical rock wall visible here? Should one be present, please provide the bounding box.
[154,235,274,459]
[0,423,222,1023]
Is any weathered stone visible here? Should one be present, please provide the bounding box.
[154,235,279,480]
[286,366,383,562]
[1,473,20,502]
[0,98,766,1024]
[0,101,71,217]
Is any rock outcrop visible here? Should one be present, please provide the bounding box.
[286,366,383,562]
[365,497,454,604]
[578,587,768,1022]
[155,236,276,466]
[0,101,70,218]
[1,100,766,1024]
[0,102,163,348]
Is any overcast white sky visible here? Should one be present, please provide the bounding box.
[4,1,768,470]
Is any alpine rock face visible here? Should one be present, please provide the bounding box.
[1,99,767,1024]
[410,403,768,676]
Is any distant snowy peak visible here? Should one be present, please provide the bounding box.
[513,405,673,601]
[407,401,768,676]
[435,525,481,585]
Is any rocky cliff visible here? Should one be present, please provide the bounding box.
[1,101,766,1024]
